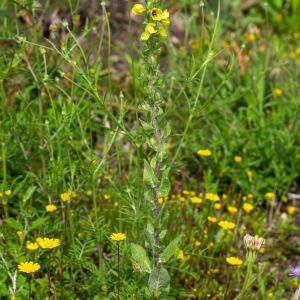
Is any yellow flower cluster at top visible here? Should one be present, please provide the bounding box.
[131,3,170,41]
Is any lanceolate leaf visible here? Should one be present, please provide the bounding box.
[160,235,181,263]
[130,243,152,273]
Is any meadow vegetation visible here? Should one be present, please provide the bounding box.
[0,0,300,299]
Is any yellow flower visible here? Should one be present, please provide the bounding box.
[287,206,296,215]
[158,27,167,38]
[38,237,60,249]
[131,3,145,15]
[191,196,202,204]
[226,256,243,266]
[243,203,254,213]
[218,220,235,230]
[267,291,273,299]
[197,149,212,157]
[246,170,253,181]
[18,261,40,274]
[207,216,217,223]
[17,231,24,241]
[205,193,220,202]
[176,248,184,261]
[214,203,221,210]
[26,241,39,251]
[145,23,157,34]
[0,192,2,197]
[60,192,70,202]
[151,8,163,21]
[46,204,57,212]
[274,88,282,97]
[141,31,151,41]
[265,192,275,201]
[160,10,170,26]
[5,190,12,196]
[227,206,238,215]
[195,240,201,247]
[158,197,164,205]
[110,232,126,242]
[222,194,228,200]
[234,156,242,163]
[246,193,253,201]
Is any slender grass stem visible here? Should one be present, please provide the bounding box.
[28,275,31,300]
[117,243,120,300]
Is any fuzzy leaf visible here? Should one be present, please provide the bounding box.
[130,243,152,273]
[148,266,170,296]
[158,168,170,197]
[160,235,181,263]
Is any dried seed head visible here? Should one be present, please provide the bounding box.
[243,234,265,251]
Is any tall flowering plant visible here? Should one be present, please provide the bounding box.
[130,1,180,299]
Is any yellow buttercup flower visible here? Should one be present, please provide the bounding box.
[18,261,40,274]
[243,203,254,213]
[214,203,221,210]
[227,206,238,215]
[234,156,242,163]
[274,88,282,97]
[265,192,275,201]
[131,3,145,15]
[38,237,60,249]
[197,149,212,157]
[26,241,39,251]
[5,190,12,196]
[205,193,220,202]
[191,196,202,204]
[207,216,217,223]
[218,220,235,230]
[151,8,163,21]
[60,192,70,202]
[226,256,243,266]
[110,232,126,242]
[46,204,57,212]
[287,206,296,215]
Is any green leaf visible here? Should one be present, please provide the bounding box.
[130,243,152,273]
[4,218,22,230]
[143,159,155,187]
[29,217,47,231]
[22,186,36,204]
[158,168,170,197]
[160,235,181,263]
[148,266,170,296]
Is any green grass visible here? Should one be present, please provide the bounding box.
[0,0,300,299]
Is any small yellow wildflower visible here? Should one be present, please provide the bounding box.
[205,193,220,202]
[145,23,157,34]
[222,194,228,200]
[46,204,57,212]
[131,3,145,15]
[158,197,164,205]
[0,192,2,197]
[274,88,282,97]
[246,193,253,201]
[214,203,221,210]
[5,190,12,196]
[60,192,70,202]
[246,170,253,181]
[218,220,235,230]
[26,241,39,251]
[110,232,126,242]
[197,149,212,157]
[18,261,40,274]
[195,240,201,247]
[141,31,150,41]
[243,203,254,213]
[207,216,217,223]
[234,156,242,163]
[226,256,243,266]
[17,231,24,241]
[160,10,170,26]
[151,8,163,21]
[38,237,60,249]
[267,291,273,299]
[265,192,275,201]
[227,206,238,215]
[176,248,184,261]
[191,196,202,204]
[287,206,296,215]
[158,27,167,38]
